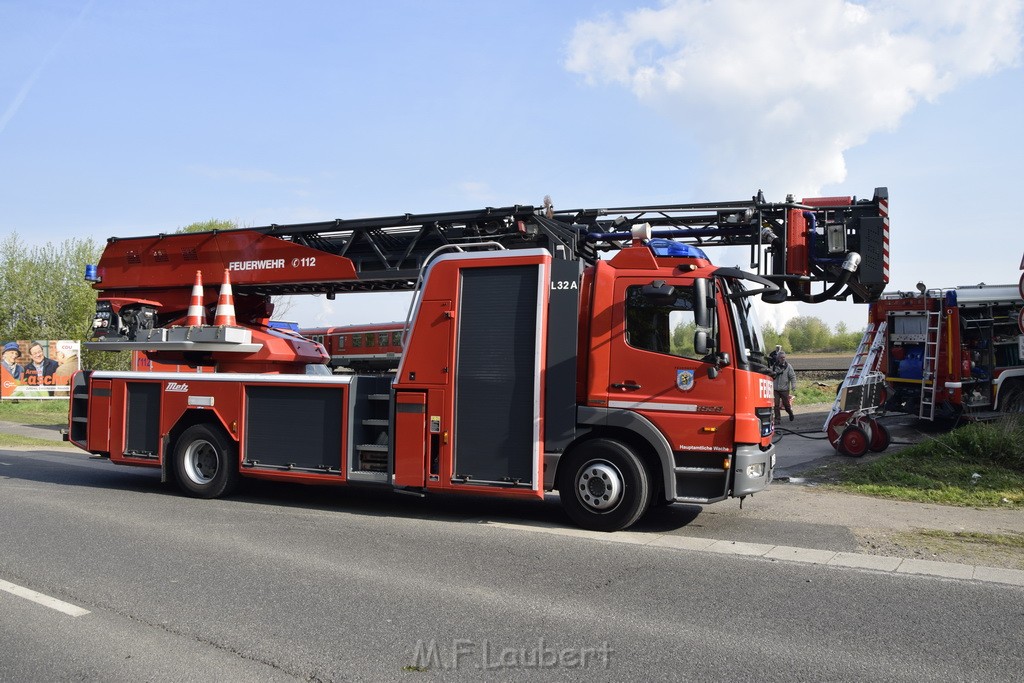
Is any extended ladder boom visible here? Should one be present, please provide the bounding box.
[92,188,888,301]
[86,187,889,347]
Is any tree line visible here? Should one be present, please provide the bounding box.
[762,316,866,353]
[0,232,129,371]
[671,316,866,356]
[0,221,240,373]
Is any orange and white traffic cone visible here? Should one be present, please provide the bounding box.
[213,269,237,326]
[185,270,206,326]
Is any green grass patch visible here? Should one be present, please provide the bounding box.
[0,432,68,448]
[792,379,839,405]
[0,399,68,425]
[914,529,1024,550]
[831,416,1024,507]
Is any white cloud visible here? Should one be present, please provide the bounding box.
[566,0,1023,198]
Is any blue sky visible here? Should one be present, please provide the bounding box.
[2,0,1022,331]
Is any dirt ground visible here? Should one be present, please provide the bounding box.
[752,484,1024,570]
[772,403,1024,570]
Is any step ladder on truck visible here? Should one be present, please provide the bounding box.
[823,321,890,457]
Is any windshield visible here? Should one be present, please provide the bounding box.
[719,277,771,372]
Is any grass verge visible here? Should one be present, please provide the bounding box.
[0,433,68,448]
[857,528,1024,570]
[0,399,68,426]
[829,416,1024,508]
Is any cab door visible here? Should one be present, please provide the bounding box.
[607,277,736,460]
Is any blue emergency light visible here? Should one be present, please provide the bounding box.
[84,264,100,282]
[647,239,709,260]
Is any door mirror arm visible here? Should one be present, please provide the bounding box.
[703,351,731,379]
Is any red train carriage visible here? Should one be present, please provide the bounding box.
[301,322,404,371]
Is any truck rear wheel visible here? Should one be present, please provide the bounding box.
[1000,382,1024,413]
[557,439,651,532]
[173,424,240,499]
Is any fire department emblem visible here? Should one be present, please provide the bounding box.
[676,369,695,392]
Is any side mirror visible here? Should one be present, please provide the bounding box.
[761,286,788,304]
[642,280,676,304]
[694,329,708,356]
[694,278,709,328]
[693,277,712,355]
[704,352,730,379]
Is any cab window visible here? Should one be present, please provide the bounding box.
[624,284,711,361]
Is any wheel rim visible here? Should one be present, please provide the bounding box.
[827,411,853,447]
[841,427,868,457]
[855,417,874,442]
[575,460,624,511]
[183,439,219,484]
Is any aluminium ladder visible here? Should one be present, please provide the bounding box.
[823,321,888,431]
[918,290,945,420]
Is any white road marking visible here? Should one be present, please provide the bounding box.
[0,578,90,617]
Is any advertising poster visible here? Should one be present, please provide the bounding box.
[1,340,81,400]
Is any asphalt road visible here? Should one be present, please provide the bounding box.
[2,445,1023,681]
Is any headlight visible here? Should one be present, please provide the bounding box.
[755,407,773,437]
[746,463,765,478]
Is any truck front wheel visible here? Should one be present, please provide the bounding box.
[557,439,651,532]
[172,424,240,499]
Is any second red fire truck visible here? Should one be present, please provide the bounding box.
[873,284,1024,421]
[68,189,889,530]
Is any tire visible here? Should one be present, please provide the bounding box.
[557,439,651,532]
[867,419,891,452]
[172,424,240,499]
[838,425,869,458]
[854,416,874,444]
[999,382,1024,413]
[827,411,853,449]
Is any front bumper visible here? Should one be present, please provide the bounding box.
[732,442,775,496]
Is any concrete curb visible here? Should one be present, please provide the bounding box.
[477,519,1024,588]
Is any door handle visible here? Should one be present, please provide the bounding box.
[611,382,642,390]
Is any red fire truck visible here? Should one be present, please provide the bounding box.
[67,189,889,530]
[870,283,1024,422]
